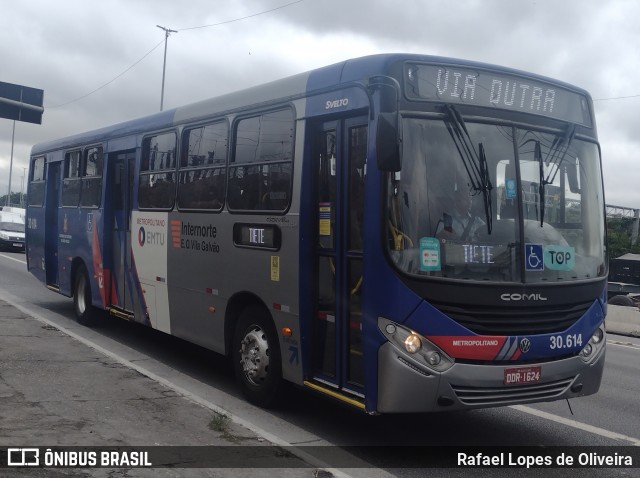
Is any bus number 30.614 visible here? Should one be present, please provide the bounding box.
[549,333,583,350]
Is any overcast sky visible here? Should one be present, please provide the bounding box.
[1,0,638,208]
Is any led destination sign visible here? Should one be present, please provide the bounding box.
[233,223,281,250]
[405,63,592,126]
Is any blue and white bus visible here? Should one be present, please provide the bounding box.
[27,54,607,413]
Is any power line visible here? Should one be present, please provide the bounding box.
[178,0,305,31]
[45,39,166,109]
[44,0,306,109]
[594,94,640,101]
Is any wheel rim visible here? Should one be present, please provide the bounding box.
[76,274,87,315]
[239,325,270,386]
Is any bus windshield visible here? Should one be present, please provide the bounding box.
[387,117,606,283]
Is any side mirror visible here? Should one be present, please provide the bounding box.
[376,112,402,172]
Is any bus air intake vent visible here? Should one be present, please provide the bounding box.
[432,300,593,336]
[451,377,575,407]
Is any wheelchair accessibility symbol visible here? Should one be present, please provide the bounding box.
[526,244,544,271]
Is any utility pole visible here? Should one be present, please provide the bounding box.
[6,120,16,206]
[156,25,177,111]
[20,167,26,208]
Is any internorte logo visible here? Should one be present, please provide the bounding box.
[170,220,220,253]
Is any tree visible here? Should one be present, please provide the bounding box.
[0,192,26,208]
[607,217,640,260]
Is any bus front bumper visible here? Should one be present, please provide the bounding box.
[376,340,605,413]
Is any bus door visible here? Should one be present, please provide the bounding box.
[311,116,367,396]
[109,151,136,312]
[44,160,61,287]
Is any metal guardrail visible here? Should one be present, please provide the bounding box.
[606,204,639,219]
[606,204,639,245]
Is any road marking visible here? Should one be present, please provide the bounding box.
[510,405,640,446]
[0,253,27,265]
[608,340,640,350]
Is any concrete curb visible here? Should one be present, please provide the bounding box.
[606,304,640,337]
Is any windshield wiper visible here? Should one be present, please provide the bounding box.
[478,142,493,234]
[443,105,481,191]
[535,140,546,227]
[544,124,576,186]
[443,105,493,235]
[532,124,575,227]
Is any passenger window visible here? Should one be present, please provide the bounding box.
[228,109,294,212]
[28,156,46,207]
[178,122,228,211]
[80,147,103,208]
[62,150,82,207]
[139,132,177,209]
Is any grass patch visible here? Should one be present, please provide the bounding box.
[208,412,231,433]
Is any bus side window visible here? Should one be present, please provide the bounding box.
[177,122,228,211]
[229,109,294,212]
[62,150,82,207]
[29,156,46,207]
[139,132,177,210]
[80,146,103,208]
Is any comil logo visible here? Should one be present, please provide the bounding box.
[500,293,547,302]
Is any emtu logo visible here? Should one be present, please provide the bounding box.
[137,226,165,247]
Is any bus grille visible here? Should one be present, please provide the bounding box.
[433,300,593,336]
[451,377,574,407]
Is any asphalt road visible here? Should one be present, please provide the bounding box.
[1,250,638,477]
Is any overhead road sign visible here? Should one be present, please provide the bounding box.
[0,81,44,125]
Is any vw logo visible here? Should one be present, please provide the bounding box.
[519,338,531,354]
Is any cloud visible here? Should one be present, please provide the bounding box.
[0,0,638,209]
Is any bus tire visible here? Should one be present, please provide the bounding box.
[233,306,283,408]
[608,294,636,307]
[73,265,97,326]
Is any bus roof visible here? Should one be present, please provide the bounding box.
[31,53,592,156]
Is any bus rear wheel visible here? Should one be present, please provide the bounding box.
[233,306,283,407]
[73,265,97,326]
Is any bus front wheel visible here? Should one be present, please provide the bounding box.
[233,306,283,407]
[73,265,97,326]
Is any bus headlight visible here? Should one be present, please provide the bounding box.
[379,317,454,372]
[427,351,442,366]
[404,334,421,354]
[581,325,605,363]
[590,327,604,344]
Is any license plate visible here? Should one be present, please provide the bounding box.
[504,366,541,385]
[13,243,23,248]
